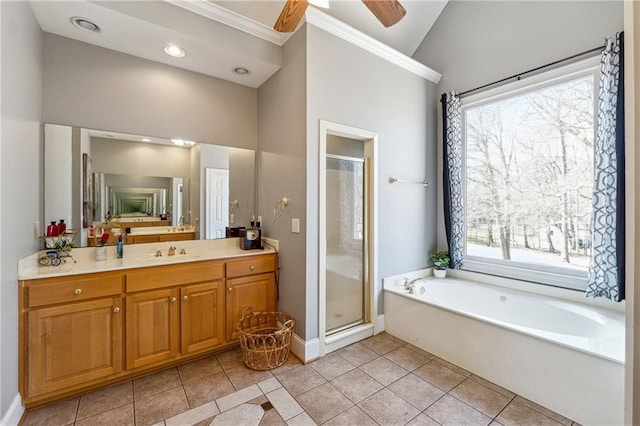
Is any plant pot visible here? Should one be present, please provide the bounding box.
[95,246,107,261]
[433,269,447,279]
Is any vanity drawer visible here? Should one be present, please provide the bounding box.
[28,274,123,308]
[226,255,276,278]
[126,261,224,292]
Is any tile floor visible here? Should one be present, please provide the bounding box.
[22,333,580,426]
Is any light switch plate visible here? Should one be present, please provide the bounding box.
[292,218,300,233]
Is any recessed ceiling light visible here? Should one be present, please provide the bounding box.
[141,138,151,142]
[70,17,101,33]
[164,44,186,58]
[232,66,251,76]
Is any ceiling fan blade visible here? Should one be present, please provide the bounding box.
[361,0,406,28]
[274,0,309,33]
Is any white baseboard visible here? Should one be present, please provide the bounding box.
[291,333,320,363]
[1,393,23,426]
[376,314,385,333]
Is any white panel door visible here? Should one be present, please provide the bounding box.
[205,168,229,239]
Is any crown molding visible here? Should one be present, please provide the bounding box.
[305,7,442,84]
[167,0,291,46]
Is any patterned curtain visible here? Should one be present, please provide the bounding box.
[586,32,625,302]
[441,92,464,269]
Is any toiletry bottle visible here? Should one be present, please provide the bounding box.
[47,221,59,237]
[58,219,66,235]
[117,234,124,259]
[88,225,95,238]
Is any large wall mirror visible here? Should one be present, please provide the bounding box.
[44,124,256,247]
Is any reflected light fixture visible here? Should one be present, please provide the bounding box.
[164,43,186,58]
[171,138,185,146]
[141,138,151,142]
[70,17,101,33]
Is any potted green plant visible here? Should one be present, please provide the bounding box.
[429,250,450,278]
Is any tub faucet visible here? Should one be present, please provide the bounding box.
[168,246,177,256]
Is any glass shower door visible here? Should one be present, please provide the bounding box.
[325,155,365,335]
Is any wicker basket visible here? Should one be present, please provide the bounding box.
[237,307,295,371]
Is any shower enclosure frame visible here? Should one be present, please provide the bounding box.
[318,120,379,356]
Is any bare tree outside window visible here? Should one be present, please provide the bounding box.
[465,75,594,271]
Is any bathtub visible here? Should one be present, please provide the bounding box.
[383,274,624,425]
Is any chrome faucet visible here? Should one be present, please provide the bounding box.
[155,249,163,257]
[168,246,177,256]
[179,216,184,226]
[180,247,187,255]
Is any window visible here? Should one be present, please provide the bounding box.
[461,60,599,290]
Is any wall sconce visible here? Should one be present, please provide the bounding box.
[230,200,239,214]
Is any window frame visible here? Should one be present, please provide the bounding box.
[460,56,601,291]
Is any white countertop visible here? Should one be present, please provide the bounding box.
[19,238,277,280]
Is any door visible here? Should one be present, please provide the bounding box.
[126,289,179,369]
[226,273,276,341]
[181,281,225,354]
[205,168,229,239]
[27,297,122,396]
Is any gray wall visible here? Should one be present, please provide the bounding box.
[42,34,258,150]
[0,1,43,420]
[412,0,624,249]
[305,26,437,340]
[257,27,308,338]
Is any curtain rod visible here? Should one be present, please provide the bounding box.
[458,44,605,98]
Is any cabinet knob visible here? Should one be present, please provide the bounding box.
[250,265,255,271]
[228,288,232,292]
[182,295,189,301]
[113,307,120,313]
[74,288,82,295]
[170,297,177,303]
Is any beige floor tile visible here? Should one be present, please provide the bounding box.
[177,355,223,383]
[22,397,79,426]
[277,365,326,396]
[404,343,436,359]
[210,403,264,425]
[468,375,516,399]
[183,371,235,408]
[215,347,244,370]
[413,359,467,392]
[308,353,355,380]
[216,384,263,412]
[295,382,353,424]
[271,355,304,376]
[330,368,384,403]
[323,405,377,426]
[497,400,566,426]
[134,386,190,426]
[266,387,304,421]
[75,403,134,426]
[358,388,420,426]
[76,381,133,420]
[259,406,287,426]
[406,413,441,426]
[432,357,471,377]
[379,332,407,345]
[225,365,274,390]
[164,400,220,426]
[425,394,491,426]
[513,396,572,425]
[388,373,444,411]
[360,333,404,355]
[384,346,432,371]
[336,343,379,366]
[286,411,317,426]
[133,368,182,400]
[258,377,282,394]
[150,421,165,426]
[451,378,512,417]
[359,356,409,385]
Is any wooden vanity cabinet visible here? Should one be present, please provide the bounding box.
[20,272,123,399]
[124,261,225,370]
[226,255,277,341]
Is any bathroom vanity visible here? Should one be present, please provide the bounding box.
[18,240,277,408]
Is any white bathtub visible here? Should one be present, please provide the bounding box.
[383,274,624,425]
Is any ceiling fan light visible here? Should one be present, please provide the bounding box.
[309,0,329,8]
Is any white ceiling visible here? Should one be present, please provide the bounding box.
[29,0,447,88]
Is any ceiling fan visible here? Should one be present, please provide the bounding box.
[273,0,407,32]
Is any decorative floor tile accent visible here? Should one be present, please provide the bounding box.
[216,384,263,412]
[266,387,304,421]
[164,400,220,426]
[210,403,264,426]
[258,377,282,394]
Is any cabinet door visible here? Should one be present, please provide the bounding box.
[27,297,122,396]
[226,273,277,341]
[126,289,179,369]
[181,281,225,354]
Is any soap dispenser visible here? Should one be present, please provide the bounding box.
[117,234,124,259]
